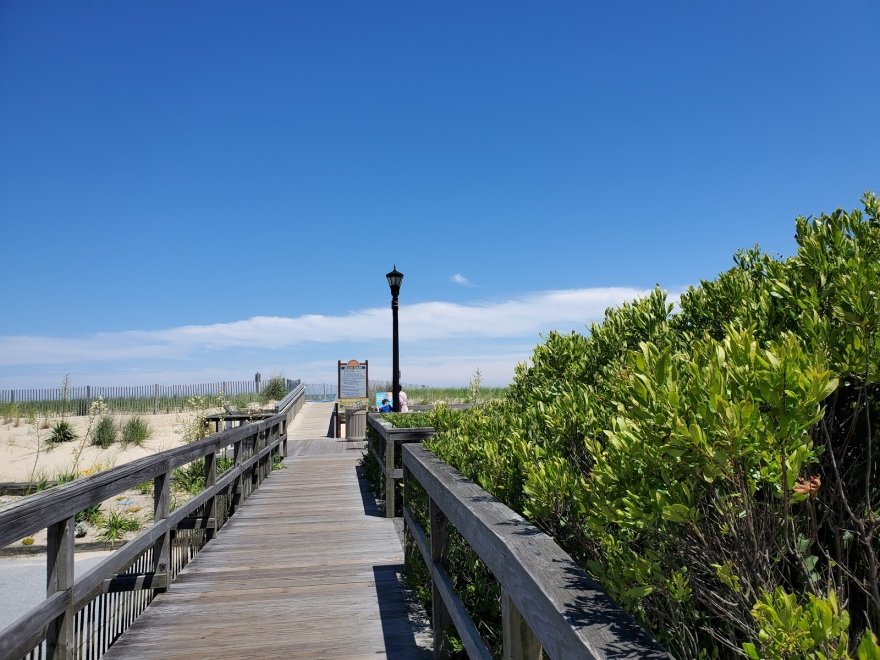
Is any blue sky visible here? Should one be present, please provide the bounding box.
[1,2,877,389]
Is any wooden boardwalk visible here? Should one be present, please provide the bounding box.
[104,402,432,659]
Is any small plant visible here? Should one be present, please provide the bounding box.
[99,511,141,547]
[467,367,483,406]
[59,374,72,421]
[173,460,206,495]
[55,469,78,484]
[21,537,35,546]
[136,480,153,495]
[121,416,152,447]
[92,415,117,448]
[75,503,103,526]
[217,454,235,474]
[262,376,287,402]
[175,396,211,443]
[49,420,77,444]
[40,418,50,430]
[272,454,285,470]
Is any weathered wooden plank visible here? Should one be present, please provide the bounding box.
[101,405,431,659]
[403,444,669,659]
[405,508,491,660]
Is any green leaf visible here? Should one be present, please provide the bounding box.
[743,642,760,659]
[624,585,654,599]
[662,504,691,523]
[858,630,880,660]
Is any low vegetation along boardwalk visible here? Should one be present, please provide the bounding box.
[103,402,432,659]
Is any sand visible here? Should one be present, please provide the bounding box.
[0,410,214,552]
[0,412,194,484]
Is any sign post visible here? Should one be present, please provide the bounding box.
[337,360,369,437]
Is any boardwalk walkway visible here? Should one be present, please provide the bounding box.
[104,402,432,659]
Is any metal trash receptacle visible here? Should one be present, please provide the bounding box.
[345,409,367,440]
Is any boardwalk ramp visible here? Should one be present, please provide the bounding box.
[104,402,431,659]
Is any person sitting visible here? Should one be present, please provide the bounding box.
[378,398,393,413]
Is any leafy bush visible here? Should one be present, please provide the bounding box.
[121,416,152,447]
[262,376,287,401]
[91,415,117,448]
[48,420,77,444]
[421,193,880,657]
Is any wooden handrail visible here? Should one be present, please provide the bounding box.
[366,413,435,517]
[402,444,670,659]
[0,383,305,660]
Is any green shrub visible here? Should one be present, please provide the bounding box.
[91,416,117,448]
[262,376,287,401]
[121,416,152,447]
[48,420,77,444]
[420,193,880,658]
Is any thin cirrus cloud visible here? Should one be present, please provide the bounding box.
[0,286,656,368]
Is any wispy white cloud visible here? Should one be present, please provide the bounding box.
[0,287,652,366]
[0,286,671,386]
[450,273,472,286]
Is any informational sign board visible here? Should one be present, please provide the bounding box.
[338,359,368,406]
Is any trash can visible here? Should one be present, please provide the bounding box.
[345,409,367,440]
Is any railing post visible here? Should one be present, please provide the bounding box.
[204,450,216,543]
[402,460,416,563]
[46,516,75,659]
[385,433,396,518]
[231,439,243,513]
[153,471,171,591]
[430,498,453,657]
[251,432,261,491]
[502,591,543,660]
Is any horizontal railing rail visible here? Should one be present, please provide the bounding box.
[366,413,435,517]
[0,384,305,660]
[402,444,670,659]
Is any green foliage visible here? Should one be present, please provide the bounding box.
[217,454,235,474]
[91,415,117,448]
[744,589,849,659]
[420,193,880,657]
[75,503,102,526]
[173,460,206,495]
[48,420,77,444]
[121,416,152,447]
[262,376,288,401]
[99,511,141,547]
[173,455,236,495]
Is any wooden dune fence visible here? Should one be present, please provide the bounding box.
[0,379,301,416]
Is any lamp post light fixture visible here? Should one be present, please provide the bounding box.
[386,266,404,412]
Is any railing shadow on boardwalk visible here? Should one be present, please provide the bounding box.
[373,564,433,659]
[355,465,384,518]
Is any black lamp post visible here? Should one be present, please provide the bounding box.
[386,266,404,412]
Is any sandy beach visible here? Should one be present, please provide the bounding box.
[0,412,193,484]
[0,409,220,552]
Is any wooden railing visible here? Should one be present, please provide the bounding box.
[402,444,670,659]
[366,413,435,518]
[0,384,305,660]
